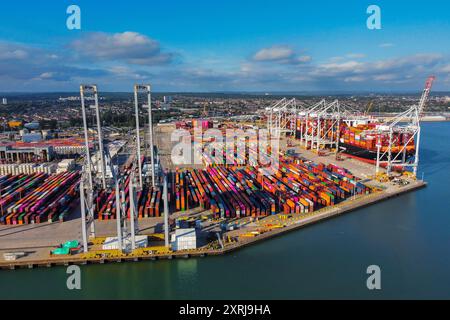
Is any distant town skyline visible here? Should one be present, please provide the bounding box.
[1,1,450,92]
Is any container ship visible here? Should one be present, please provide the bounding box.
[294,117,416,164]
[338,119,415,164]
[294,76,434,165]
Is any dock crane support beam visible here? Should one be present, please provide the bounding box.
[115,179,123,251]
[129,177,137,251]
[135,84,155,187]
[80,86,93,191]
[147,86,156,187]
[80,84,107,189]
[163,173,170,248]
[93,88,107,190]
[80,179,89,253]
[133,85,144,190]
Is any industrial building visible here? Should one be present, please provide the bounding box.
[0,144,53,163]
[0,162,57,175]
[0,137,88,164]
[22,133,43,143]
[56,159,76,174]
[171,229,197,251]
[102,236,148,251]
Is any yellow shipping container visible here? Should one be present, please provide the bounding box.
[8,120,23,128]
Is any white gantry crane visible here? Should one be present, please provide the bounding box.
[79,161,96,253]
[312,100,341,152]
[128,164,140,251]
[79,84,106,252]
[133,85,145,190]
[79,83,169,253]
[266,98,300,136]
[297,99,326,148]
[375,75,435,177]
[80,85,107,190]
[79,84,123,252]
[163,172,170,248]
[134,84,156,187]
[266,98,343,153]
[298,99,342,153]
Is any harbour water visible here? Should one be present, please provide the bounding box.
[1,122,450,299]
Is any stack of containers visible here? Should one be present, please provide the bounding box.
[0,172,80,225]
[95,156,163,220]
[0,173,47,224]
[87,149,370,222]
[168,156,370,218]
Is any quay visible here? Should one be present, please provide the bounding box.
[0,180,425,270]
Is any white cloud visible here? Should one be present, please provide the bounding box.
[38,72,54,79]
[240,63,253,73]
[344,76,365,82]
[441,64,450,73]
[1,35,449,92]
[373,74,397,81]
[373,54,442,71]
[253,46,294,61]
[312,61,365,76]
[346,53,366,59]
[301,53,448,90]
[328,56,345,62]
[0,42,32,61]
[379,43,395,48]
[296,55,312,63]
[252,45,311,65]
[70,31,174,65]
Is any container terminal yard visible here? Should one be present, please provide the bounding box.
[0,77,434,270]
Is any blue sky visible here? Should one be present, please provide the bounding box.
[0,0,449,92]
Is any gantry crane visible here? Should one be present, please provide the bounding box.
[79,84,107,252]
[80,85,107,189]
[365,101,374,115]
[134,84,156,187]
[79,85,125,252]
[375,75,435,177]
[266,98,300,136]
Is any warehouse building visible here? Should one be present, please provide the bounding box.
[0,145,53,163]
[0,163,57,175]
[102,236,148,252]
[171,228,197,251]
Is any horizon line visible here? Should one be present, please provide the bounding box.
[1,90,449,95]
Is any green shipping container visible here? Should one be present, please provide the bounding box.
[52,247,70,255]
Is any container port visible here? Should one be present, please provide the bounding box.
[0,78,434,269]
[3,0,450,303]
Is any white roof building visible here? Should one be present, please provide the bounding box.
[171,228,197,251]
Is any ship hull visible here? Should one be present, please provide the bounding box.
[339,143,414,165]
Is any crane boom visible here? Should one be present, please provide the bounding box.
[365,101,374,115]
[418,75,435,117]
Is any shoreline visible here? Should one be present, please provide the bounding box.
[0,180,426,270]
